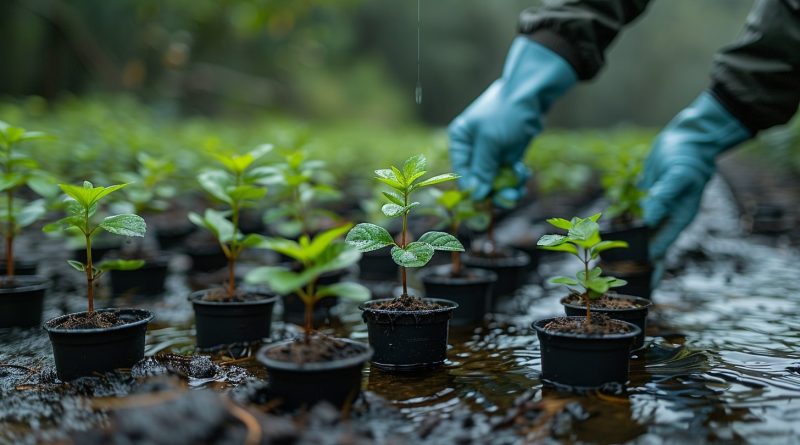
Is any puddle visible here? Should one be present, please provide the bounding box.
[1,179,799,443]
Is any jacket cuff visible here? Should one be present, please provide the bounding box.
[709,82,762,135]
[522,30,589,81]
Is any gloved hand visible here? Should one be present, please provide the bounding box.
[448,36,577,208]
[641,92,752,268]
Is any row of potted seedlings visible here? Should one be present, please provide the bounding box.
[1,118,656,404]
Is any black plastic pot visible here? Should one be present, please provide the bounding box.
[109,254,171,298]
[186,245,228,273]
[532,316,640,388]
[0,258,38,276]
[600,224,649,263]
[358,249,398,282]
[43,308,154,381]
[155,223,196,251]
[360,298,457,371]
[600,261,653,300]
[257,338,373,409]
[0,276,48,328]
[462,249,530,300]
[419,265,497,325]
[281,267,347,326]
[561,294,652,350]
[189,290,279,348]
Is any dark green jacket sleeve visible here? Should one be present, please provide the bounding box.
[518,0,651,80]
[710,0,800,132]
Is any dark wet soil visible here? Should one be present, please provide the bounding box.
[543,314,633,335]
[368,295,441,311]
[563,294,643,309]
[200,289,267,303]
[265,334,364,363]
[50,311,124,329]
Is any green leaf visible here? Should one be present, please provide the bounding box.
[239,233,267,249]
[197,170,233,204]
[99,214,146,237]
[549,276,578,286]
[537,234,567,247]
[188,209,234,243]
[16,200,46,229]
[256,237,306,263]
[226,184,266,204]
[345,223,395,252]
[316,282,371,302]
[305,224,352,260]
[415,173,460,189]
[437,189,463,210]
[390,166,406,185]
[593,240,629,253]
[245,266,309,295]
[67,260,85,272]
[59,182,128,209]
[538,242,578,255]
[27,174,58,198]
[588,213,602,222]
[381,202,419,218]
[0,173,26,192]
[402,155,427,179]
[382,191,404,206]
[375,169,404,190]
[608,278,627,288]
[390,242,434,268]
[545,218,572,230]
[98,259,145,271]
[417,231,464,251]
[586,277,611,295]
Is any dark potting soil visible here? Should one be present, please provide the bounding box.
[543,314,632,335]
[201,288,267,303]
[563,294,643,310]
[265,334,365,364]
[369,295,442,311]
[51,311,127,329]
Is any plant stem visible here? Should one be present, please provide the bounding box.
[583,248,591,323]
[400,191,409,298]
[227,172,242,299]
[86,233,94,313]
[450,221,461,276]
[4,144,14,279]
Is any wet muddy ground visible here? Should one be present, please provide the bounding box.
[1,177,799,444]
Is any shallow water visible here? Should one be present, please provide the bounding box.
[1,179,799,444]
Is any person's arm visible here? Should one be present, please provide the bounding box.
[450,1,651,207]
[642,0,800,269]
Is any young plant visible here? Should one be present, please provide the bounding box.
[113,152,177,216]
[601,151,646,225]
[259,149,342,238]
[428,188,488,276]
[537,213,628,323]
[44,182,146,313]
[0,121,55,279]
[345,155,464,297]
[246,224,369,341]
[476,167,519,255]
[189,145,272,299]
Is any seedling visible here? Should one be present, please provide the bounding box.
[428,188,488,276]
[259,149,341,238]
[189,145,272,299]
[537,213,627,322]
[476,167,518,255]
[0,121,55,280]
[601,151,646,225]
[44,182,146,313]
[345,155,464,297]
[246,224,369,341]
[113,153,177,216]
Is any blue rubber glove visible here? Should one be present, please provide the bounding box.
[641,92,752,268]
[448,36,577,208]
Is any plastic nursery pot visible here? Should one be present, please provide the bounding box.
[357,249,399,282]
[561,294,653,350]
[257,338,373,410]
[188,290,279,349]
[186,245,228,273]
[43,308,154,381]
[154,223,196,251]
[600,261,654,300]
[359,298,457,371]
[418,265,497,325]
[600,224,650,264]
[281,268,348,326]
[109,254,171,298]
[462,248,531,301]
[0,258,38,276]
[532,316,641,388]
[0,275,48,328]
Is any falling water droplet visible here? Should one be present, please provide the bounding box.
[415,83,422,105]
[415,0,422,105]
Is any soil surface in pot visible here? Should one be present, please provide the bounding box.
[562,294,644,310]
[48,311,145,329]
[542,314,633,335]
[198,289,268,303]
[264,334,365,364]
[368,295,441,311]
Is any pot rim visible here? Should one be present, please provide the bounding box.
[43,307,154,335]
[359,297,458,314]
[532,316,641,340]
[560,293,652,312]
[257,338,373,372]
[0,275,48,294]
[418,265,498,285]
[188,289,279,306]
